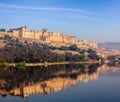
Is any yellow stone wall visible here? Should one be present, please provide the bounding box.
[46,34,63,43]
[63,36,76,44]
[12,30,20,37]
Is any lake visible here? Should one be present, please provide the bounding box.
[0,64,120,102]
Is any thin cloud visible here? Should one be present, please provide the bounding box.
[0,8,13,13]
[0,4,101,21]
[0,4,95,15]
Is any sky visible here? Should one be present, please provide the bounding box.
[0,0,120,42]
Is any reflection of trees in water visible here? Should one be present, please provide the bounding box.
[88,64,99,74]
[0,64,100,96]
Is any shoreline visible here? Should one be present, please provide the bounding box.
[8,61,101,67]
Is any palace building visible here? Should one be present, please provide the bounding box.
[0,26,98,48]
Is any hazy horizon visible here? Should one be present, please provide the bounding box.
[0,0,120,43]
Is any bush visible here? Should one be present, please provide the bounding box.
[0,28,6,32]
[4,35,12,41]
[79,55,86,61]
[16,62,26,69]
[80,49,86,54]
[69,44,78,51]
[0,62,8,67]
[58,46,68,50]
[0,62,8,71]
[107,56,115,63]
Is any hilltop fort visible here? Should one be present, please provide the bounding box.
[0,26,98,48]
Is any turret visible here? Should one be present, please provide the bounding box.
[19,26,27,38]
[21,26,27,32]
[42,28,49,40]
[42,28,48,32]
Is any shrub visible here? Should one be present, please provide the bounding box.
[0,62,8,71]
[16,62,26,69]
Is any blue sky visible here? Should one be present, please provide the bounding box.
[0,0,120,42]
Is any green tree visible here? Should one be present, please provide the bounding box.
[4,35,12,41]
[0,28,6,32]
[69,44,78,51]
[78,55,86,61]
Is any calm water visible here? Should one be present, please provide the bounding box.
[0,64,120,102]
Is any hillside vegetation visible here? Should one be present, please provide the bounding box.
[0,35,100,63]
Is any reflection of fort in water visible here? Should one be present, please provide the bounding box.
[0,64,119,99]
